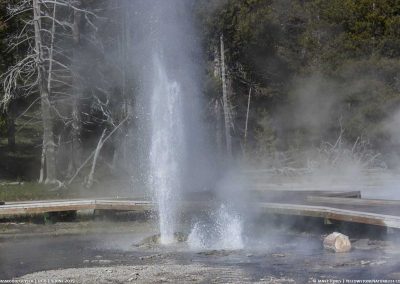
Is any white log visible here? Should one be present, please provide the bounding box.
[323,232,351,253]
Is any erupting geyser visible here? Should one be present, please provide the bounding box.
[143,0,244,248]
[149,55,184,245]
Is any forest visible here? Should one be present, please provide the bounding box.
[0,0,399,192]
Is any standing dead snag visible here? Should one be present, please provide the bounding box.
[111,2,133,172]
[2,0,99,184]
[6,101,16,150]
[211,44,224,157]
[68,116,129,186]
[214,99,223,156]
[68,0,83,177]
[220,34,233,158]
[244,87,252,154]
[33,0,57,184]
[86,129,106,189]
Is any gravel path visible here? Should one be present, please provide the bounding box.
[19,263,293,284]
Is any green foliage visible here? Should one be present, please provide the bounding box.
[311,0,400,60]
[198,0,400,153]
[1,0,400,183]
[0,183,55,202]
[254,110,277,156]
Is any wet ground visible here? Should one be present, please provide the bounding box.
[2,169,400,283]
[1,221,400,283]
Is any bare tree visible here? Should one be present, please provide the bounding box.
[68,116,130,186]
[244,87,252,153]
[33,0,57,183]
[1,0,98,184]
[111,1,133,171]
[5,100,16,150]
[67,0,83,177]
[214,99,223,155]
[86,128,106,188]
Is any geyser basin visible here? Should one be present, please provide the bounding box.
[4,221,400,283]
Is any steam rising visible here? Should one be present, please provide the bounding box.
[125,0,400,249]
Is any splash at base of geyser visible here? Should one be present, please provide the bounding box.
[139,203,245,251]
[187,204,244,250]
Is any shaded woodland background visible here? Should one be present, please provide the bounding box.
[0,0,400,188]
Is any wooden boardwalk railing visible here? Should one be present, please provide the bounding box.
[259,202,400,229]
[0,199,153,216]
[1,194,400,229]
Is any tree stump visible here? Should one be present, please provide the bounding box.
[323,232,351,253]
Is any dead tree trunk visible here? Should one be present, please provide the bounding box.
[86,129,106,189]
[6,117,15,150]
[6,101,16,150]
[244,87,252,153]
[220,34,232,158]
[68,0,83,177]
[213,45,221,78]
[69,116,128,185]
[212,44,223,155]
[39,132,45,183]
[112,2,131,171]
[34,0,57,184]
[214,99,223,155]
[323,232,351,253]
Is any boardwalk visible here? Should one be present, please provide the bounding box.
[0,199,153,215]
[1,192,400,229]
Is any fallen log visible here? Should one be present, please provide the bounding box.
[323,232,351,253]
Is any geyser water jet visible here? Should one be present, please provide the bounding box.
[149,55,185,245]
[138,0,244,248]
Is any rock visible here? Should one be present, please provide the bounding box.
[140,254,162,261]
[371,260,387,266]
[323,232,351,253]
[137,232,188,247]
[272,253,285,257]
[352,239,370,250]
[360,260,371,265]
